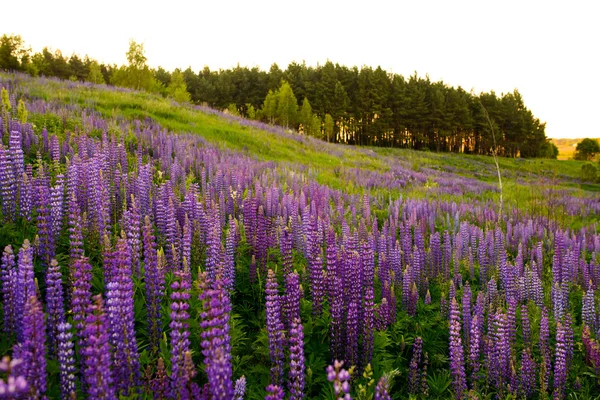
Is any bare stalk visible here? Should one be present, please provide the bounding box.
[479,102,503,221]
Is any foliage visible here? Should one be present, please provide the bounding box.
[574,138,600,161]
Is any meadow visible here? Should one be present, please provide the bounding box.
[0,72,599,399]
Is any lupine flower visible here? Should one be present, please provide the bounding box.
[15,239,35,341]
[283,271,301,332]
[1,245,16,335]
[234,375,246,400]
[45,259,66,355]
[326,360,352,400]
[449,298,467,399]
[374,376,391,400]
[362,286,375,369]
[0,356,29,399]
[408,337,423,394]
[124,195,141,274]
[57,322,77,398]
[143,214,165,354]
[224,216,237,290]
[105,234,140,395]
[199,276,234,400]
[288,318,305,400]
[265,384,285,400]
[582,285,596,331]
[280,226,293,277]
[80,295,116,400]
[539,307,551,394]
[13,296,46,399]
[519,349,537,398]
[554,322,568,400]
[71,256,92,332]
[170,271,192,397]
[149,358,170,399]
[345,300,359,368]
[265,269,286,386]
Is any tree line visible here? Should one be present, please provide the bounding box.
[0,34,557,158]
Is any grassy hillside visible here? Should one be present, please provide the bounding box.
[7,73,596,225]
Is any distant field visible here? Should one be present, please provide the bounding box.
[551,137,600,160]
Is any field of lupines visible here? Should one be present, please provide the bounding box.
[0,72,599,399]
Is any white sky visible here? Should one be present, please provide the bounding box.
[3,0,599,138]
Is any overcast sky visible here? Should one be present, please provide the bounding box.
[4,0,598,138]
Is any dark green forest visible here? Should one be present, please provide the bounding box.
[0,34,556,158]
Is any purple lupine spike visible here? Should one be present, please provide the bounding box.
[0,144,16,222]
[170,271,192,397]
[449,298,467,399]
[330,275,344,361]
[539,307,551,395]
[234,375,246,400]
[149,358,170,399]
[1,245,16,335]
[50,134,60,165]
[288,318,305,400]
[0,356,29,398]
[345,300,359,368]
[124,195,141,274]
[265,384,285,400]
[224,216,237,291]
[67,192,84,265]
[462,282,471,347]
[143,215,164,354]
[326,360,352,400]
[19,172,33,221]
[519,349,537,398]
[491,309,510,392]
[506,296,517,348]
[265,269,286,386]
[553,322,568,400]
[408,282,418,317]
[582,285,596,331]
[183,351,201,398]
[181,214,192,271]
[362,286,375,369]
[280,225,293,277]
[165,195,180,271]
[374,376,391,400]
[199,276,234,400]
[468,314,481,385]
[50,173,65,243]
[57,322,77,398]
[71,255,93,339]
[309,253,325,316]
[80,295,116,400]
[206,211,222,280]
[408,337,423,395]
[105,234,140,395]
[15,240,35,341]
[45,259,66,356]
[283,271,301,333]
[582,325,600,378]
[36,174,54,265]
[15,295,47,399]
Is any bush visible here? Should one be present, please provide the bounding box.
[574,138,600,161]
[580,163,598,182]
